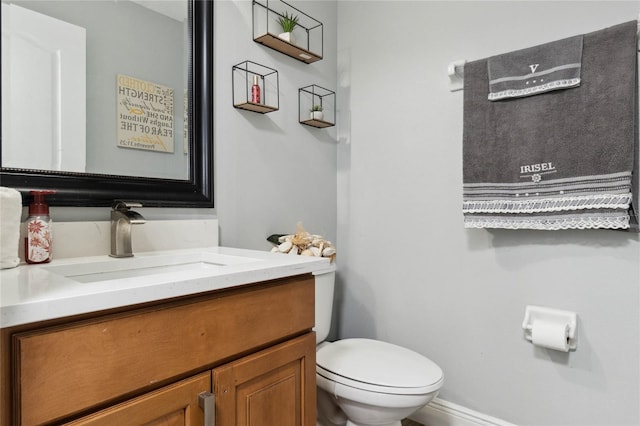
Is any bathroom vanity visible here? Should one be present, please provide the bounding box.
[0,247,329,425]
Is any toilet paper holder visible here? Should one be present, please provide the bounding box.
[522,305,577,351]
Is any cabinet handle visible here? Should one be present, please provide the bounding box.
[198,391,215,426]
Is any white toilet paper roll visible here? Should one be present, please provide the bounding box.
[531,321,570,352]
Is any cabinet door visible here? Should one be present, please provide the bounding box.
[64,372,211,426]
[214,333,316,426]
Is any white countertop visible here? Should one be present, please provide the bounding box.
[0,246,332,328]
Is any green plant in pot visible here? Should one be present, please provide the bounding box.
[310,104,323,121]
[277,12,299,44]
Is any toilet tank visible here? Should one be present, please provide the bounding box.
[313,263,336,344]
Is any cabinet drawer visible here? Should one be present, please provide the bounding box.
[13,275,314,425]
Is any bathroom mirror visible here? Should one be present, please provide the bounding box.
[0,0,213,207]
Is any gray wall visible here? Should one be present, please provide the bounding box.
[47,0,338,254]
[336,1,639,425]
[29,2,640,424]
[213,0,338,250]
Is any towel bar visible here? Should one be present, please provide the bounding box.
[447,59,466,92]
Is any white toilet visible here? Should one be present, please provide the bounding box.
[313,265,444,426]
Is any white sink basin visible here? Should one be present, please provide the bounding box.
[1,245,331,328]
[42,251,261,284]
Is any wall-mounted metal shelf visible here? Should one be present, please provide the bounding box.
[299,84,335,128]
[252,0,323,64]
[232,61,279,114]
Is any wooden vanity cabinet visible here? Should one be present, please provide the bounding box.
[1,274,316,426]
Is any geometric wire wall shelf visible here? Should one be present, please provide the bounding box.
[252,0,323,64]
[299,84,335,128]
[232,60,279,114]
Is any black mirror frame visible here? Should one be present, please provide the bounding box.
[0,0,214,208]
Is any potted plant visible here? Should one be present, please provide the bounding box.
[277,12,299,44]
[310,104,323,120]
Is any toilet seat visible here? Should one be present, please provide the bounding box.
[316,338,444,395]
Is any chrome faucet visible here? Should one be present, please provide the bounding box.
[110,201,146,258]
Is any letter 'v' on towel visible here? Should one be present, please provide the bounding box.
[462,21,638,231]
[488,34,583,100]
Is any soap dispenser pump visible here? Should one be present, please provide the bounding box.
[24,190,56,264]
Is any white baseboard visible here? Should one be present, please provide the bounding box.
[409,397,517,426]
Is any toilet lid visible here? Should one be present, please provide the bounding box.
[316,338,443,394]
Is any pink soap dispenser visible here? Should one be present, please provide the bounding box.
[24,190,56,264]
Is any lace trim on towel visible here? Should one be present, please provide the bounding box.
[464,214,630,230]
[462,193,631,214]
[488,78,581,101]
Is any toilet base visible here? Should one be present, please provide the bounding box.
[346,421,400,426]
[317,388,404,426]
[317,376,433,426]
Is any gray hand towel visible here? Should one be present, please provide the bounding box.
[488,35,583,101]
[463,21,638,231]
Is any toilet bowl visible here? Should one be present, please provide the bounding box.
[314,266,444,426]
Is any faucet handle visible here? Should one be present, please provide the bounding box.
[112,200,143,210]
